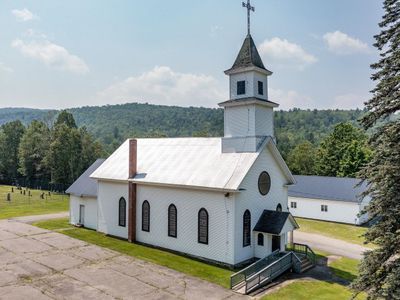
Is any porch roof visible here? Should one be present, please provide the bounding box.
[253,210,299,235]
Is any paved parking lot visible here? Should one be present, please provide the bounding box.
[0,220,247,300]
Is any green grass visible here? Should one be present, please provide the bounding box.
[296,217,372,247]
[33,218,233,288]
[0,185,68,219]
[261,280,366,300]
[329,257,360,282]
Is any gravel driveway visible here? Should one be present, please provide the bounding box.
[0,219,247,300]
[294,231,371,260]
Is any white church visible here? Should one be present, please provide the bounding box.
[67,24,300,268]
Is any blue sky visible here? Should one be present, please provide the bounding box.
[0,0,382,110]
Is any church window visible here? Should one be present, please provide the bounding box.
[258,171,271,196]
[168,204,177,238]
[243,210,251,247]
[198,208,209,244]
[258,81,264,95]
[142,200,150,232]
[118,197,126,227]
[237,81,246,95]
[276,203,282,212]
[257,233,264,246]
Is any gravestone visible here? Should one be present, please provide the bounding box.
[7,193,11,201]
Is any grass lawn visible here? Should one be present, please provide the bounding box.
[329,257,359,282]
[296,217,373,247]
[261,280,366,300]
[33,218,233,288]
[0,185,68,219]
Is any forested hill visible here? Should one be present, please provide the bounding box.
[0,103,365,156]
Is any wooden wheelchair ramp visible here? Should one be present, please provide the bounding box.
[230,243,316,295]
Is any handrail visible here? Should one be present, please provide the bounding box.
[230,249,280,289]
[245,252,293,294]
[247,252,292,280]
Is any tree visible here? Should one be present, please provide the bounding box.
[47,124,82,186]
[352,1,400,298]
[315,123,371,177]
[287,141,316,175]
[18,120,51,185]
[54,110,77,128]
[79,127,104,174]
[0,120,25,182]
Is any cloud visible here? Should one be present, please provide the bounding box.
[332,93,367,109]
[269,88,314,110]
[12,8,38,22]
[0,62,14,73]
[98,66,226,107]
[323,31,370,55]
[258,37,317,70]
[11,38,89,74]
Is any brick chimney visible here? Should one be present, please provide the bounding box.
[128,139,137,243]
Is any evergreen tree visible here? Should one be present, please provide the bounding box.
[287,141,316,175]
[18,120,51,185]
[0,120,25,182]
[352,1,400,298]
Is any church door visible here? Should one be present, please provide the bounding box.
[271,235,281,252]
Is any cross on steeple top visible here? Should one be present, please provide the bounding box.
[242,0,255,35]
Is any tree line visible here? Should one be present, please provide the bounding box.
[0,111,103,190]
[286,122,372,177]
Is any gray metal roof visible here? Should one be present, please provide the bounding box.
[66,159,105,197]
[225,34,271,73]
[289,175,368,203]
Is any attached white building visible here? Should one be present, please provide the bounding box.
[68,33,299,268]
[288,175,370,225]
[66,159,105,230]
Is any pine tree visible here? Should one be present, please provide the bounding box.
[352,0,400,298]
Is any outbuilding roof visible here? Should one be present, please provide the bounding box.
[253,210,299,235]
[90,137,295,192]
[289,175,368,203]
[66,159,105,197]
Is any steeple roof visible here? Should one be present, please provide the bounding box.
[225,34,270,74]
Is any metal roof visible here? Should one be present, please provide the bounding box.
[253,210,299,235]
[66,159,105,197]
[91,137,294,192]
[289,175,368,203]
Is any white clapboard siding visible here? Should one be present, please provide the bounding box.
[136,185,235,265]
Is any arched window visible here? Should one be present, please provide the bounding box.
[198,208,209,244]
[258,171,271,196]
[243,210,251,247]
[168,204,177,238]
[257,233,264,246]
[142,201,150,232]
[276,204,282,212]
[118,197,126,227]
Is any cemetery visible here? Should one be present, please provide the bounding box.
[0,185,68,219]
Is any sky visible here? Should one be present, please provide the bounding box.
[0,0,382,110]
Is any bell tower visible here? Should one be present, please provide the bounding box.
[219,1,279,153]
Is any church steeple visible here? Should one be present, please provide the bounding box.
[225,34,270,74]
[218,1,278,153]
